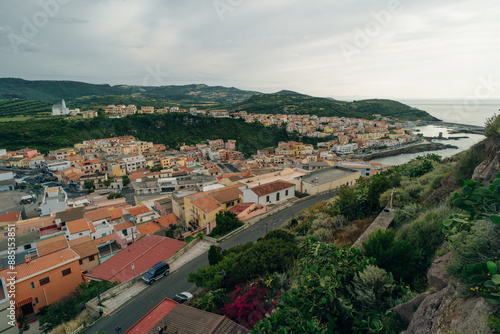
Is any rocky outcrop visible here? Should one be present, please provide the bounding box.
[473,135,500,186]
[406,285,497,334]
[361,142,458,161]
[427,252,454,291]
[391,292,429,324]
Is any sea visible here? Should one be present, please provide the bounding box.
[370,99,500,166]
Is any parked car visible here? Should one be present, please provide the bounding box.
[172,292,193,304]
[142,261,170,284]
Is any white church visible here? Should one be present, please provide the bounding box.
[52,99,70,115]
[52,99,79,116]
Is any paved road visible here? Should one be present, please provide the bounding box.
[84,192,334,334]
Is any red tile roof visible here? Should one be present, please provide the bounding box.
[137,222,161,235]
[250,180,295,197]
[67,218,95,234]
[0,248,79,283]
[0,211,22,223]
[93,234,115,247]
[84,207,111,222]
[69,236,99,258]
[114,221,134,231]
[124,298,178,333]
[36,235,68,256]
[156,214,178,228]
[84,235,185,283]
[191,195,220,214]
[126,205,150,216]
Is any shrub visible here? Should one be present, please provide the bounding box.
[393,203,421,227]
[348,265,397,312]
[208,245,223,266]
[362,229,422,284]
[397,205,451,262]
[190,288,227,314]
[484,113,500,137]
[447,220,500,280]
[209,211,244,238]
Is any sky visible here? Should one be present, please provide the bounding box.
[1,0,500,100]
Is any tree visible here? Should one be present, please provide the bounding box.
[107,192,122,200]
[208,245,224,266]
[83,180,95,192]
[122,175,130,187]
[209,211,244,238]
[103,177,113,188]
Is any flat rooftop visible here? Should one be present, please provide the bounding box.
[300,167,356,185]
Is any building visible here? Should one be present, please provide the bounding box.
[0,171,15,192]
[0,248,84,318]
[124,298,249,334]
[39,187,69,216]
[69,236,100,273]
[85,235,185,283]
[290,167,361,195]
[52,99,70,116]
[242,180,295,205]
[0,277,18,333]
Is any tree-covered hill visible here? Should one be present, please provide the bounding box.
[0,113,290,156]
[0,78,257,105]
[226,91,438,121]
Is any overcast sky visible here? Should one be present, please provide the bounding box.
[1,0,500,100]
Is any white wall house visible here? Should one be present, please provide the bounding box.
[242,180,295,206]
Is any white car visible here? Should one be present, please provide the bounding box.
[172,292,193,304]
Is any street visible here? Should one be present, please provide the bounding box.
[84,192,333,334]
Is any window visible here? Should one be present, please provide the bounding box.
[31,282,35,289]
[34,297,39,304]
[89,255,95,262]
[39,277,50,286]
[79,232,83,236]
[79,259,83,265]
[285,190,289,196]
[62,268,71,276]
[24,244,32,250]
[266,195,270,202]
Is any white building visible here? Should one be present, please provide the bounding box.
[120,154,147,173]
[333,143,358,154]
[242,180,295,205]
[52,99,70,115]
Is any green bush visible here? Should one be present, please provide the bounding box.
[484,114,500,137]
[393,203,421,227]
[208,211,244,238]
[362,229,422,284]
[208,245,223,266]
[189,288,227,314]
[348,265,397,312]
[447,220,500,280]
[397,205,451,261]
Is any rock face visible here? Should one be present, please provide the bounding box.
[427,252,454,291]
[391,292,429,324]
[473,135,500,187]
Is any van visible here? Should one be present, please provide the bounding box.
[142,261,170,284]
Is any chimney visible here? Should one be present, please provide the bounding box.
[25,255,31,263]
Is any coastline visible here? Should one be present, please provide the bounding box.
[360,142,458,161]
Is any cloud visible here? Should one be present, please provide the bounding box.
[0,0,499,99]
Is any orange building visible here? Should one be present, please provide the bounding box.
[0,248,84,318]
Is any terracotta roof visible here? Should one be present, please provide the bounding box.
[209,186,242,204]
[108,207,126,220]
[69,236,99,258]
[36,235,68,256]
[0,211,22,223]
[15,216,56,234]
[66,218,94,234]
[156,214,179,228]
[137,222,161,235]
[85,235,185,283]
[0,248,79,283]
[191,195,220,214]
[84,207,112,222]
[114,221,134,231]
[127,205,150,216]
[93,234,115,246]
[125,299,250,334]
[250,180,295,197]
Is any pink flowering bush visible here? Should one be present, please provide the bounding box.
[220,280,279,329]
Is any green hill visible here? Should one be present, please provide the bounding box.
[0,113,291,156]
[0,99,52,117]
[226,91,438,121]
[0,78,257,105]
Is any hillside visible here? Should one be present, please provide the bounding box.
[227,91,438,121]
[0,99,52,117]
[0,78,257,105]
[0,113,291,156]
[0,78,438,121]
